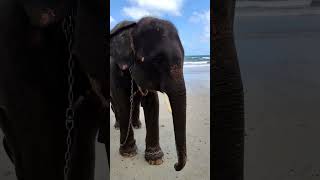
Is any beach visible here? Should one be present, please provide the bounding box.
[110,64,210,180]
[235,13,320,180]
[0,63,209,180]
[0,130,108,180]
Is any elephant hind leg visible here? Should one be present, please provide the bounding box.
[110,97,120,130]
[132,95,142,129]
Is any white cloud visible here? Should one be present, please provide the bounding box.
[189,10,210,41]
[123,0,184,20]
[123,7,153,20]
[110,16,115,26]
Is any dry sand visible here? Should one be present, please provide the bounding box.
[110,66,210,180]
[0,65,210,180]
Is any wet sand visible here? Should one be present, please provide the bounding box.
[110,65,210,180]
[235,14,320,180]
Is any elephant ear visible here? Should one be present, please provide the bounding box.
[110,21,136,38]
[110,21,137,70]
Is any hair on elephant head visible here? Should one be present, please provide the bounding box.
[110,16,187,171]
[20,0,78,27]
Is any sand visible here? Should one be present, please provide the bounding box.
[0,65,210,180]
[0,126,108,180]
[235,13,320,180]
[110,65,210,180]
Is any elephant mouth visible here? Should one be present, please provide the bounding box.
[138,86,149,96]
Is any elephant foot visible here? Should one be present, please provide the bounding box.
[132,119,142,129]
[145,146,164,165]
[119,141,137,157]
[114,121,120,130]
[147,158,163,165]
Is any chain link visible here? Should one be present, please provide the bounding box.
[120,77,135,146]
[63,11,75,180]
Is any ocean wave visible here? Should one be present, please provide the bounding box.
[184,61,209,65]
[184,56,210,67]
[184,64,210,68]
[184,61,210,68]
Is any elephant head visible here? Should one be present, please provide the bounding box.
[20,0,77,27]
[110,17,187,171]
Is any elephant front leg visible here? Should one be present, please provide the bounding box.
[117,89,138,157]
[141,92,164,165]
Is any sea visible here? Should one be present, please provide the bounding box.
[183,55,210,88]
[183,55,210,83]
[184,55,210,68]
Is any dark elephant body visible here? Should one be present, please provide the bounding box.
[0,0,108,179]
[110,17,187,171]
[213,1,245,179]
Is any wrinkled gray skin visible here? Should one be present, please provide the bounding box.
[213,0,245,179]
[110,17,187,171]
[0,0,108,179]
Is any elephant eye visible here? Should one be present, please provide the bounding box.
[152,55,163,63]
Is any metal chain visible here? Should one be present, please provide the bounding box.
[120,77,135,147]
[63,12,75,180]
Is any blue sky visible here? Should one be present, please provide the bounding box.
[110,0,210,56]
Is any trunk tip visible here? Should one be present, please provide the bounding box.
[174,160,186,171]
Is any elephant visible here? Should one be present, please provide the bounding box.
[110,17,187,171]
[213,0,245,179]
[0,0,109,179]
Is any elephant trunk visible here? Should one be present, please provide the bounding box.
[165,78,187,171]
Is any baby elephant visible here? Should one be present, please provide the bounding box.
[110,17,187,171]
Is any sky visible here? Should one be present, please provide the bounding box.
[110,0,210,56]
